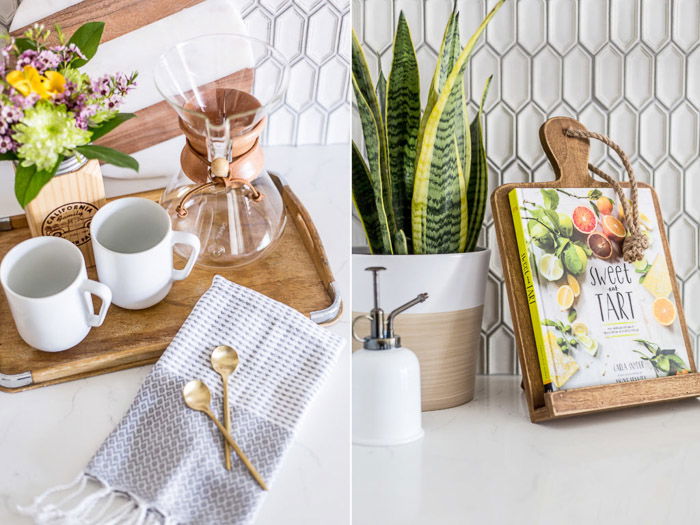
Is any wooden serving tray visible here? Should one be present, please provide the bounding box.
[492,116,700,422]
[0,175,341,392]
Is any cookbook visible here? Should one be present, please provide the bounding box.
[509,187,691,391]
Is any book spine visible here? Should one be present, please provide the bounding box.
[508,190,552,389]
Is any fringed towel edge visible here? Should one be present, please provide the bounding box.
[17,472,176,525]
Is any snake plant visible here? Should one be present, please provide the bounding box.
[352,1,504,254]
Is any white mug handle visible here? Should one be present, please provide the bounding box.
[171,231,201,281]
[81,279,112,327]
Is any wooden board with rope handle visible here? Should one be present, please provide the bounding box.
[491,116,699,423]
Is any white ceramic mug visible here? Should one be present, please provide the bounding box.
[0,236,112,352]
[91,197,201,309]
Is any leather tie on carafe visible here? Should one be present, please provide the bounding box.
[175,90,266,218]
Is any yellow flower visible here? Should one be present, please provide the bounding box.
[42,71,66,96]
[6,66,65,99]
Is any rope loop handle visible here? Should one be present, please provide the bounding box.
[564,128,649,263]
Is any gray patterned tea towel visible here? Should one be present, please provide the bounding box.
[21,275,344,524]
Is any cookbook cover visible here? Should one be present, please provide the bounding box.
[509,187,691,391]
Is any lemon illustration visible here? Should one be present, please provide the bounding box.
[577,335,599,356]
[544,331,579,388]
[566,274,581,297]
[632,258,648,272]
[556,285,575,310]
[538,253,564,281]
[572,321,588,337]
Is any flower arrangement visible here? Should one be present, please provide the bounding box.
[352,1,504,254]
[0,22,139,207]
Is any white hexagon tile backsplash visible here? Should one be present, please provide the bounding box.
[241,0,350,145]
[353,0,700,374]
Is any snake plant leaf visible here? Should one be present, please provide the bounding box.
[353,76,382,202]
[393,229,408,255]
[412,0,504,253]
[413,9,469,253]
[416,74,470,253]
[418,9,459,153]
[435,10,471,236]
[437,11,462,92]
[387,11,420,248]
[466,75,492,252]
[352,30,395,235]
[455,134,468,252]
[352,142,393,254]
[376,69,387,119]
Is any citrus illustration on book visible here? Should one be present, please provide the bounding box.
[509,187,691,391]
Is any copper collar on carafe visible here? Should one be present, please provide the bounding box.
[175,91,267,218]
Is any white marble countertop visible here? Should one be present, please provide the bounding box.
[353,375,700,525]
[0,144,350,525]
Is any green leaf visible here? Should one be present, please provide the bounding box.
[541,188,559,210]
[75,145,139,171]
[568,308,577,323]
[412,4,495,254]
[68,21,105,67]
[14,160,60,207]
[0,152,18,161]
[15,37,36,52]
[387,11,420,249]
[418,8,459,151]
[543,208,561,231]
[352,142,392,254]
[393,229,408,255]
[89,113,136,141]
[353,76,390,252]
[376,69,387,120]
[352,30,395,237]
[414,0,504,252]
[465,75,493,252]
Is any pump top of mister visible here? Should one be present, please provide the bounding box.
[352,266,428,350]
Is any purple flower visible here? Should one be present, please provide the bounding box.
[1,104,23,123]
[106,94,122,109]
[35,50,61,72]
[91,75,111,97]
[0,134,16,154]
[9,92,38,109]
[16,49,61,72]
[48,43,86,66]
[16,50,38,69]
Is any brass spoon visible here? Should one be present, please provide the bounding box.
[183,380,268,490]
[211,345,239,471]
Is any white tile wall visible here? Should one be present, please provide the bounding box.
[241,0,350,145]
[354,0,700,374]
[1,0,350,146]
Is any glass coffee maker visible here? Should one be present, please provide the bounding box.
[155,34,289,268]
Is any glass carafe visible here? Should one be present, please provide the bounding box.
[154,34,289,268]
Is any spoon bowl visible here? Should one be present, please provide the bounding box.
[211,345,239,375]
[210,345,239,470]
[182,378,268,490]
[183,379,212,412]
